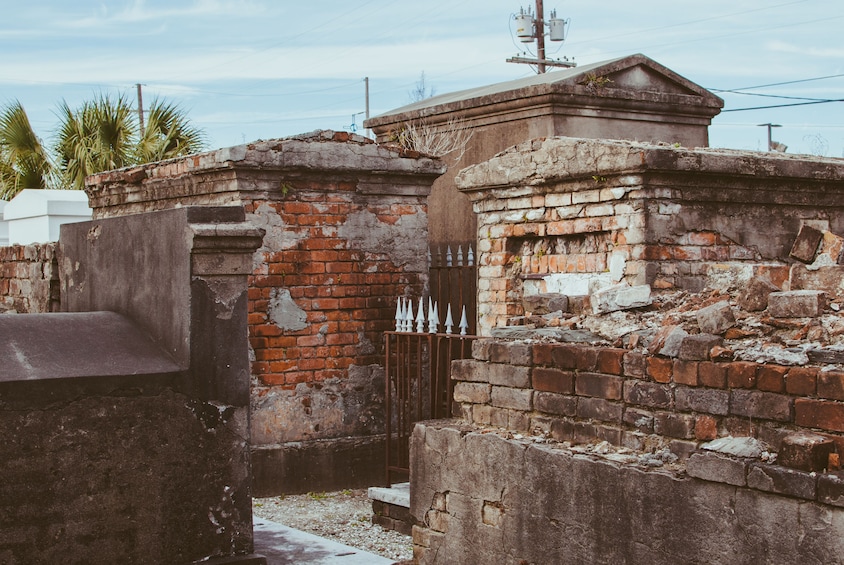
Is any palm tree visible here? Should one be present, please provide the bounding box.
[0,93,207,196]
[0,100,54,199]
[55,94,138,190]
[134,99,205,164]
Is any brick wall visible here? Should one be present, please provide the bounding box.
[454,340,844,455]
[456,137,844,334]
[84,131,445,493]
[0,243,58,313]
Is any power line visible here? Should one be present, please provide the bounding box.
[712,73,844,92]
[721,98,844,113]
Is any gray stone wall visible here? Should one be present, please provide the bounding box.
[0,207,264,564]
[411,421,844,565]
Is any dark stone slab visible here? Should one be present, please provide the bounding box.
[747,463,817,500]
[0,312,180,382]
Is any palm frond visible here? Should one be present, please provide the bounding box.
[0,100,54,197]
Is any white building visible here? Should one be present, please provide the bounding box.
[2,189,92,245]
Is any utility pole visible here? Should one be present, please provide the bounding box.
[535,0,546,74]
[506,1,574,72]
[364,77,371,138]
[758,123,781,151]
[136,83,145,137]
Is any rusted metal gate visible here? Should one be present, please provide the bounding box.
[383,245,478,486]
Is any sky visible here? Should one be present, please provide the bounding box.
[1,0,843,156]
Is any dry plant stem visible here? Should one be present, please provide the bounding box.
[400,118,473,163]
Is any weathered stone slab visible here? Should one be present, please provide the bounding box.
[696,301,735,334]
[747,463,817,500]
[768,290,826,318]
[678,334,722,361]
[736,275,781,312]
[790,224,824,263]
[591,284,652,314]
[686,451,747,486]
[522,293,569,315]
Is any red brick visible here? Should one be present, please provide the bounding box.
[532,368,575,394]
[673,360,699,386]
[622,352,646,379]
[786,367,818,396]
[756,365,787,393]
[695,415,718,440]
[698,362,727,389]
[596,349,625,375]
[532,344,554,366]
[259,373,287,386]
[573,347,598,371]
[647,357,673,383]
[727,362,756,389]
[575,372,623,400]
[550,345,578,369]
[795,399,844,433]
[818,371,844,401]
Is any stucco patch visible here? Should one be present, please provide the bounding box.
[268,288,307,331]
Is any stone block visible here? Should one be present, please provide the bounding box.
[790,264,844,302]
[648,325,687,358]
[575,372,623,400]
[487,364,531,388]
[736,276,780,312]
[534,392,577,417]
[489,342,532,366]
[777,432,834,472]
[623,408,654,433]
[746,463,816,500]
[675,387,730,415]
[522,293,568,315]
[703,436,766,458]
[668,439,700,460]
[591,283,652,314]
[730,390,792,422]
[696,301,736,334]
[698,362,727,388]
[817,472,844,507]
[623,380,672,409]
[453,382,491,404]
[789,224,824,263]
[654,411,696,439]
[768,290,826,318]
[687,451,747,486]
[532,367,575,394]
[471,339,492,361]
[622,351,646,378]
[490,386,532,411]
[678,334,723,361]
[576,397,623,423]
[450,359,489,382]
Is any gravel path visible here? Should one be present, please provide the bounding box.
[253,488,413,563]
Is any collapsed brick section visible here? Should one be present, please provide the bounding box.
[456,137,844,334]
[0,243,58,313]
